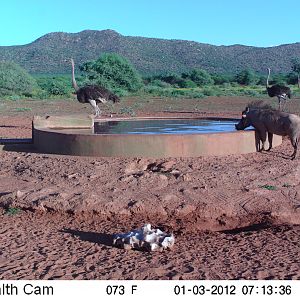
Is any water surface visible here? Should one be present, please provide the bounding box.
[94,119,243,135]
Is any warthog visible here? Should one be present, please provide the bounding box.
[235,104,300,159]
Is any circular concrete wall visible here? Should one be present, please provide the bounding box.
[33,115,282,158]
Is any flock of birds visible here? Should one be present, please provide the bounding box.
[70,58,292,117]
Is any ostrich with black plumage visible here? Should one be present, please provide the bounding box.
[266,67,291,111]
[71,58,120,117]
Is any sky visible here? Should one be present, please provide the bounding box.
[0,0,299,47]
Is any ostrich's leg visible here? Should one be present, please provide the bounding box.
[95,105,101,117]
[89,100,101,117]
[281,95,287,112]
[284,95,288,111]
[277,96,282,111]
[98,97,108,104]
[282,100,286,112]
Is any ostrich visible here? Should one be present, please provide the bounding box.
[71,58,120,117]
[266,68,291,111]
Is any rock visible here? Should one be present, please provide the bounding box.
[175,204,196,217]
[137,159,153,171]
[170,169,181,175]
[16,190,25,198]
[162,194,179,203]
[159,174,168,181]
[113,224,175,252]
[125,159,152,175]
[66,173,78,179]
[125,162,140,175]
[119,175,135,183]
[182,173,192,182]
[159,160,176,172]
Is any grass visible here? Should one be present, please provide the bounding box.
[1,83,299,102]
[139,84,273,99]
[14,107,32,112]
[5,207,22,216]
[259,184,276,191]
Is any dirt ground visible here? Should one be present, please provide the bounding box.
[1,96,300,280]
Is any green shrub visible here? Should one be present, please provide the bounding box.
[178,79,197,88]
[235,69,259,85]
[286,72,298,85]
[36,76,72,96]
[211,73,234,85]
[149,79,172,88]
[202,87,222,97]
[7,95,21,101]
[221,82,232,88]
[0,61,38,97]
[5,207,21,216]
[142,86,205,98]
[241,89,261,97]
[33,89,49,99]
[186,90,205,98]
[259,184,276,190]
[157,73,184,86]
[186,69,214,86]
[112,87,129,97]
[81,53,143,92]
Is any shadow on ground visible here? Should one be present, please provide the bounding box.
[61,228,114,247]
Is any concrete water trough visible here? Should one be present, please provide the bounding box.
[32,115,282,158]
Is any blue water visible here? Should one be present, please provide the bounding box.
[94,119,242,135]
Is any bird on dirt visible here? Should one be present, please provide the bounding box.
[71,58,120,117]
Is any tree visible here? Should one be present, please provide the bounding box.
[271,73,288,85]
[187,69,214,86]
[235,69,259,85]
[211,73,234,85]
[286,72,298,85]
[159,73,183,86]
[178,79,197,88]
[0,61,37,97]
[291,58,300,88]
[81,53,143,92]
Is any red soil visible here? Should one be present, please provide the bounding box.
[1,97,300,279]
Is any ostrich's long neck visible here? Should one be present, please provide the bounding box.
[266,68,271,88]
[71,59,79,92]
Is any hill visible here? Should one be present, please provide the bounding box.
[0,29,300,75]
